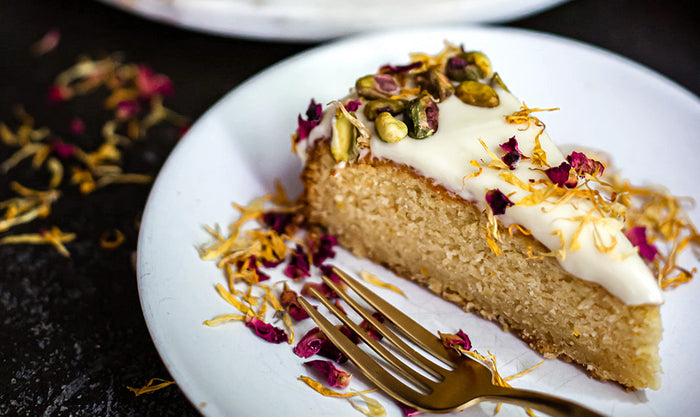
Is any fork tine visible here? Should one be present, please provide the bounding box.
[321,275,449,378]
[297,295,424,405]
[331,267,454,365]
[302,286,435,390]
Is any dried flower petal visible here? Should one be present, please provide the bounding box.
[50,139,75,159]
[294,327,326,358]
[31,29,61,56]
[311,234,338,266]
[345,100,361,112]
[47,85,72,103]
[499,136,523,170]
[244,315,288,344]
[296,99,323,142]
[567,151,604,177]
[485,189,514,215]
[280,287,310,321]
[359,312,385,341]
[261,211,295,235]
[70,118,85,135]
[545,162,577,188]
[284,244,310,280]
[301,281,338,300]
[347,393,387,417]
[304,360,352,388]
[136,65,174,99]
[126,378,175,396]
[397,403,421,417]
[116,100,140,119]
[439,329,472,351]
[379,62,422,74]
[625,226,658,262]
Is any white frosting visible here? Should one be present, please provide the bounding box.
[303,89,663,306]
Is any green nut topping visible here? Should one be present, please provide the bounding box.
[445,56,480,82]
[330,113,358,162]
[416,69,454,102]
[363,98,406,121]
[455,81,500,108]
[404,93,439,139]
[490,72,509,92]
[375,112,408,143]
[355,74,401,100]
[462,51,492,78]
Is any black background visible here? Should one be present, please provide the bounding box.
[0,0,697,415]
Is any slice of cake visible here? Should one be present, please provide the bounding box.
[293,43,663,390]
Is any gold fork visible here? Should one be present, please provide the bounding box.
[298,267,605,417]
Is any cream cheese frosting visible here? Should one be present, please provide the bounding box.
[302,88,663,306]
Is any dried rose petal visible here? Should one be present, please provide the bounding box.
[116,100,140,119]
[297,99,323,141]
[31,28,60,56]
[379,61,422,74]
[311,234,338,266]
[545,162,577,188]
[345,100,361,112]
[499,136,521,154]
[304,360,352,388]
[261,211,294,235]
[567,151,605,177]
[338,324,361,344]
[239,256,269,282]
[440,329,472,351]
[284,245,310,280]
[244,315,288,344]
[294,327,326,358]
[301,282,338,300]
[625,226,658,262]
[306,99,322,121]
[69,118,85,135]
[485,189,514,215]
[136,65,174,98]
[502,151,521,170]
[397,403,421,417]
[47,85,71,103]
[359,312,385,341]
[50,139,75,159]
[280,287,310,321]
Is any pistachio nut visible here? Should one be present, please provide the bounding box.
[375,112,408,143]
[490,72,510,92]
[404,93,439,139]
[363,98,406,121]
[416,68,454,102]
[462,51,492,78]
[330,113,358,162]
[355,74,401,100]
[445,56,480,82]
[455,81,500,108]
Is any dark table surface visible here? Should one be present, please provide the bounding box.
[1,1,698,416]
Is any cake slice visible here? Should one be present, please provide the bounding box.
[293,44,663,390]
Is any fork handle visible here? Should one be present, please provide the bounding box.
[481,386,607,417]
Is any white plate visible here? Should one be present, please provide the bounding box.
[137,27,700,417]
[99,0,569,41]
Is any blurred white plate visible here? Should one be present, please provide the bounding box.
[99,0,569,41]
[137,27,700,416]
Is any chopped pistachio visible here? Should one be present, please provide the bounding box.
[404,94,438,139]
[374,112,408,143]
[330,113,358,162]
[455,81,500,108]
[363,99,406,121]
[416,69,454,102]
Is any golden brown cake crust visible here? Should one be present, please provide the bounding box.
[300,138,662,390]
